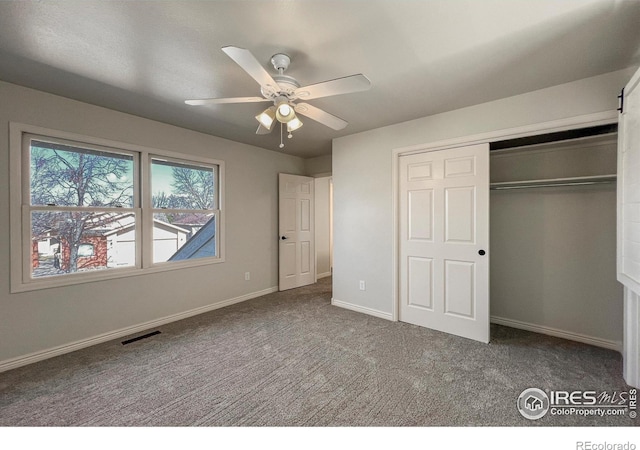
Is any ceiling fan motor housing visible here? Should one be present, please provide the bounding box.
[263,53,300,99]
[261,75,300,99]
[271,53,291,72]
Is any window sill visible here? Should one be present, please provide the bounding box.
[11,256,225,294]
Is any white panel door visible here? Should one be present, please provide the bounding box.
[618,66,640,294]
[618,66,640,389]
[279,173,315,291]
[399,143,490,343]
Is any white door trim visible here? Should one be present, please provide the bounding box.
[391,109,618,322]
[329,177,334,275]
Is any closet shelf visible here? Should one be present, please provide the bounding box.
[490,174,617,190]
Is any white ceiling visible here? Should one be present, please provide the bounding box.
[0,0,639,158]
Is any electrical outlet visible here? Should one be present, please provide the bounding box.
[245,272,250,281]
[359,280,365,291]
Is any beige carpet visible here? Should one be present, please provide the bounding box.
[0,277,634,426]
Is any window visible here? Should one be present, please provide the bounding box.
[10,124,224,292]
[151,158,217,263]
[77,244,95,257]
[28,138,137,278]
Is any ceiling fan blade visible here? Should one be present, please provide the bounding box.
[256,124,273,135]
[222,46,279,89]
[294,103,348,130]
[185,97,269,106]
[295,74,371,101]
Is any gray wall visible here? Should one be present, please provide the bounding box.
[332,68,633,343]
[305,154,332,177]
[0,81,305,366]
[490,139,622,346]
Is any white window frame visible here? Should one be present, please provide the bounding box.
[9,123,225,293]
[147,154,220,266]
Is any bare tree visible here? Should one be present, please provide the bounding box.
[30,144,133,272]
[152,191,193,210]
[152,191,195,224]
[170,166,214,210]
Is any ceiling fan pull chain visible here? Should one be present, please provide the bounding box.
[279,122,285,149]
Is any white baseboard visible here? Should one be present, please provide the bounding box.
[490,315,622,352]
[317,272,332,280]
[331,297,393,321]
[0,286,278,373]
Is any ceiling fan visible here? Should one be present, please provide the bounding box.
[185,46,371,148]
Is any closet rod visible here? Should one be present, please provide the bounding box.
[491,181,614,190]
[490,174,616,191]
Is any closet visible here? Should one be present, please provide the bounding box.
[489,127,623,349]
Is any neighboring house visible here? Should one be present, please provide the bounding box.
[170,213,208,238]
[104,217,191,266]
[32,213,190,271]
[35,233,59,257]
[150,220,190,263]
[32,230,111,272]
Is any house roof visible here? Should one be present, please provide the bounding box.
[33,212,190,238]
[103,218,190,237]
[170,213,213,226]
[168,216,216,261]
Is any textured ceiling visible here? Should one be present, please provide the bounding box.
[0,0,639,158]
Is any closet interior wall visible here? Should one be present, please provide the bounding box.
[489,134,623,349]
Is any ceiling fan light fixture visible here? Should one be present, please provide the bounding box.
[287,116,303,132]
[276,103,296,123]
[255,106,276,129]
[278,103,291,116]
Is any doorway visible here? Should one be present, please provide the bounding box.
[314,176,333,279]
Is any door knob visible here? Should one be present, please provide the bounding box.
[478,249,486,256]
[281,236,288,240]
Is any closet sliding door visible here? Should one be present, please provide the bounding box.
[399,143,490,343]
[618,67,640,292]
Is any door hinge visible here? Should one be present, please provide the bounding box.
[618,88,624,113]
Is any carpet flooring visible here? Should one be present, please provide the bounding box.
[0,277,635,426]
